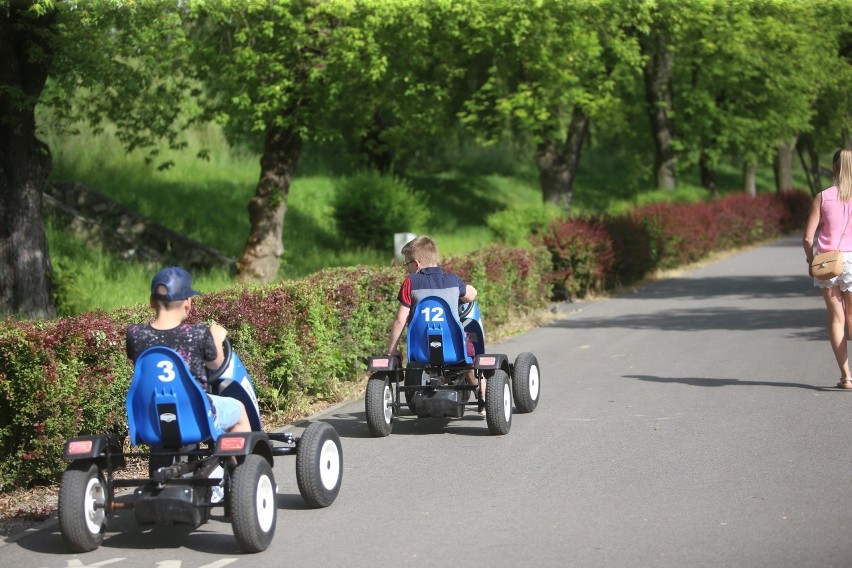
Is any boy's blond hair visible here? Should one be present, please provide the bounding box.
[402,236,438,266]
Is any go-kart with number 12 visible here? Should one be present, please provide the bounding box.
[365,298,541,437]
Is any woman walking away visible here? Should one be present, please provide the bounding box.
[804,149,852,388]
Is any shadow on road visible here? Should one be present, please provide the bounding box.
[315,410,493,439]
[551,306,825,336]
[624,374,831,391]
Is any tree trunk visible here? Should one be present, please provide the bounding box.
[699,150,717,197]
[235,125,302,283]
[0,4,56,318]
[641,30,677,190]
[535,107,589,216]
[743,162,757,196]
[774,137,797,191]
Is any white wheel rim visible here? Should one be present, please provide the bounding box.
[528,365,540,401]
[83,476,105,534]
[255,473,276,532]
[502,382,512,420]
[319,439,341,490]
[383,385,393,423]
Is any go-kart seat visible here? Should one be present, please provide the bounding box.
[126,346,225,448]
[407,296,473,367]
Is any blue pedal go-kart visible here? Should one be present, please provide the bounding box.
[365,298,541,436]
[58,339,343,554]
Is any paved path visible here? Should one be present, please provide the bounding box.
[3,235,851,567]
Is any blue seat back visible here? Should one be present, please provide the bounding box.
[126,346,224,447]
[407,296,472,366]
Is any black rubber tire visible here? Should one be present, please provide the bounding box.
[230,455,277,553]
[511,352,541,413]
[365,375,394,437]
[296,422,343,508]
[404,366,427,413]
[485,369,512,435]
[58,460,107,552]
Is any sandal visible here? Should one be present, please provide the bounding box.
[837,379,852,389]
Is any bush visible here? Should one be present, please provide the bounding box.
[333,170,429,251]
[628,201,719,269]
[0,247,550,491]
[532,218,615,299]
[486,202,562,247]
[537,190,811,299]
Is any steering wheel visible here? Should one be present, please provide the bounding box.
[206,337,233,383]
[458,301,474,320]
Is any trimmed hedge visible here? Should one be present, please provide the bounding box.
[0,247,551,491]
[535,190,811,295]
[0,190,811,491]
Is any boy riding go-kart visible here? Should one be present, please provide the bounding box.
[58,338,343,554]
[365,297,541,436]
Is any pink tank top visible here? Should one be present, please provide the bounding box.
[818,186,852,252]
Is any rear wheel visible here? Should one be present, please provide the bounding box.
[365,374,394,437]
[230,455,277,553]
[58,460,107,552]
[296,422,343,508]
[512,352,540,413]
[485,370,512,435]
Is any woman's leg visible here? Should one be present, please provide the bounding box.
[822,286,852,381]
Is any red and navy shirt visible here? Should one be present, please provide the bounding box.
[398,266,468,319]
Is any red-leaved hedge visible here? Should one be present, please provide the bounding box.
[536,190,811,295]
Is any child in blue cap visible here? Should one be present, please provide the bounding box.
[126,266,251,433]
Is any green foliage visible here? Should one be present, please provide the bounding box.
[486,202,562,247]
[333,170,429,251]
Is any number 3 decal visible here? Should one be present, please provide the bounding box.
[156,360,176,382]
[420,306,445,322]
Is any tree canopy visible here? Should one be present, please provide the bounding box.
[1,0,850,317]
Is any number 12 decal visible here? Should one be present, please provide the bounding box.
[420,306,445,322]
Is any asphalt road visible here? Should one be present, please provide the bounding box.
[3,234,851,568]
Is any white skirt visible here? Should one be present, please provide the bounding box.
[814,255,852,291]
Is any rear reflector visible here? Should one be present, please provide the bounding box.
[478,356,497,366]
[219,437,246,451]
[372,358,389,368]
[68,440,93,454]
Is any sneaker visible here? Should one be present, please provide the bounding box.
[211,485,225,504]
[477,399,486,416]
[209,464,225,504]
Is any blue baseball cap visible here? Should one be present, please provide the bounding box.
[150,266,201,301]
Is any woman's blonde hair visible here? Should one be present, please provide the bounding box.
[836,149,852,201]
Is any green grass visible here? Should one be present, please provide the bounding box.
[42,120,815,316]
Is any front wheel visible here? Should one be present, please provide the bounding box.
[485,370,512,435]
[230,455,277,553]
[296,422,343,508]
[58,460,107,552]
[365,374,394,437]
[512,352,541,413]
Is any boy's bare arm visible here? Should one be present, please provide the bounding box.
[206,322,228,369]
[387,304,410,356]
[460,284,477,304]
